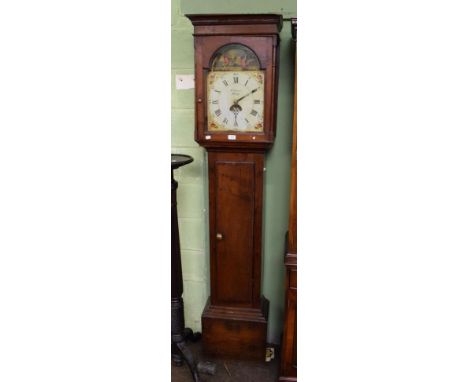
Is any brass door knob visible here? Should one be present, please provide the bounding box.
[216,233,223,240]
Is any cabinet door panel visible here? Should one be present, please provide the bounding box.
[214,161,255,305]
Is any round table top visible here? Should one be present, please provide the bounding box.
[171,154,194,170]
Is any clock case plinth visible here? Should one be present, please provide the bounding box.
[202,295,269,361]
[187,14,282,361]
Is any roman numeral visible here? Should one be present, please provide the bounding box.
[244,118,250,124]
[254,100,260,104]
[214,90,221,93]
[222,80,228,86]
[233,76,239,84]
[222,118,228,124]
[212,100,218,104]
[215,109,221,117]
[250,110,258,117]
[244,79,249,86]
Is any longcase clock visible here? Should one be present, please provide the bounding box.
[187,14,282,360]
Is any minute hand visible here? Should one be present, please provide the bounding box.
[235,87,259,103]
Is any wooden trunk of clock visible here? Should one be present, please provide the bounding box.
[187,14,282,361]
[202,150,268,360]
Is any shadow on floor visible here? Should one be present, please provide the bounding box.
[172,341,280,382]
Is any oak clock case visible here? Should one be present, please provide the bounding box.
[187,14,282,361]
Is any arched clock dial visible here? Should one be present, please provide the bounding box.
[207,70,264,132]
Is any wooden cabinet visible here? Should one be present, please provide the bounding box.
[281,268,297,378]
[280,263,297,380]
[279,17,297,382]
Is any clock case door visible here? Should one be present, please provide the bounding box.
[208,151,264,309]
[189,15,281,150]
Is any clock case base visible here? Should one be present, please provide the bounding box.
[201,295,269,361]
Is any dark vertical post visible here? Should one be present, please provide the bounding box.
[171,167,186,363]
[171,155,197,380]
[171,154,216,382]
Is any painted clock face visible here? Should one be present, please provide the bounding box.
[206,44,264,133]
[207,71,264,132]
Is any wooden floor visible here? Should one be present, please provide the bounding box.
[172,341,280,382]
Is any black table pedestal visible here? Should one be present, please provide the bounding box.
[171,154,215,382]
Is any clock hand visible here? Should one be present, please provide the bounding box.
[229,103,242,128]
[234,87,259,104]
[229,103,242,113]
[228,87,259,121]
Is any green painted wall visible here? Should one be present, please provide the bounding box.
[171,0,295,344]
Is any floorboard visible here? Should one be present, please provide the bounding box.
[172,341,280,382]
